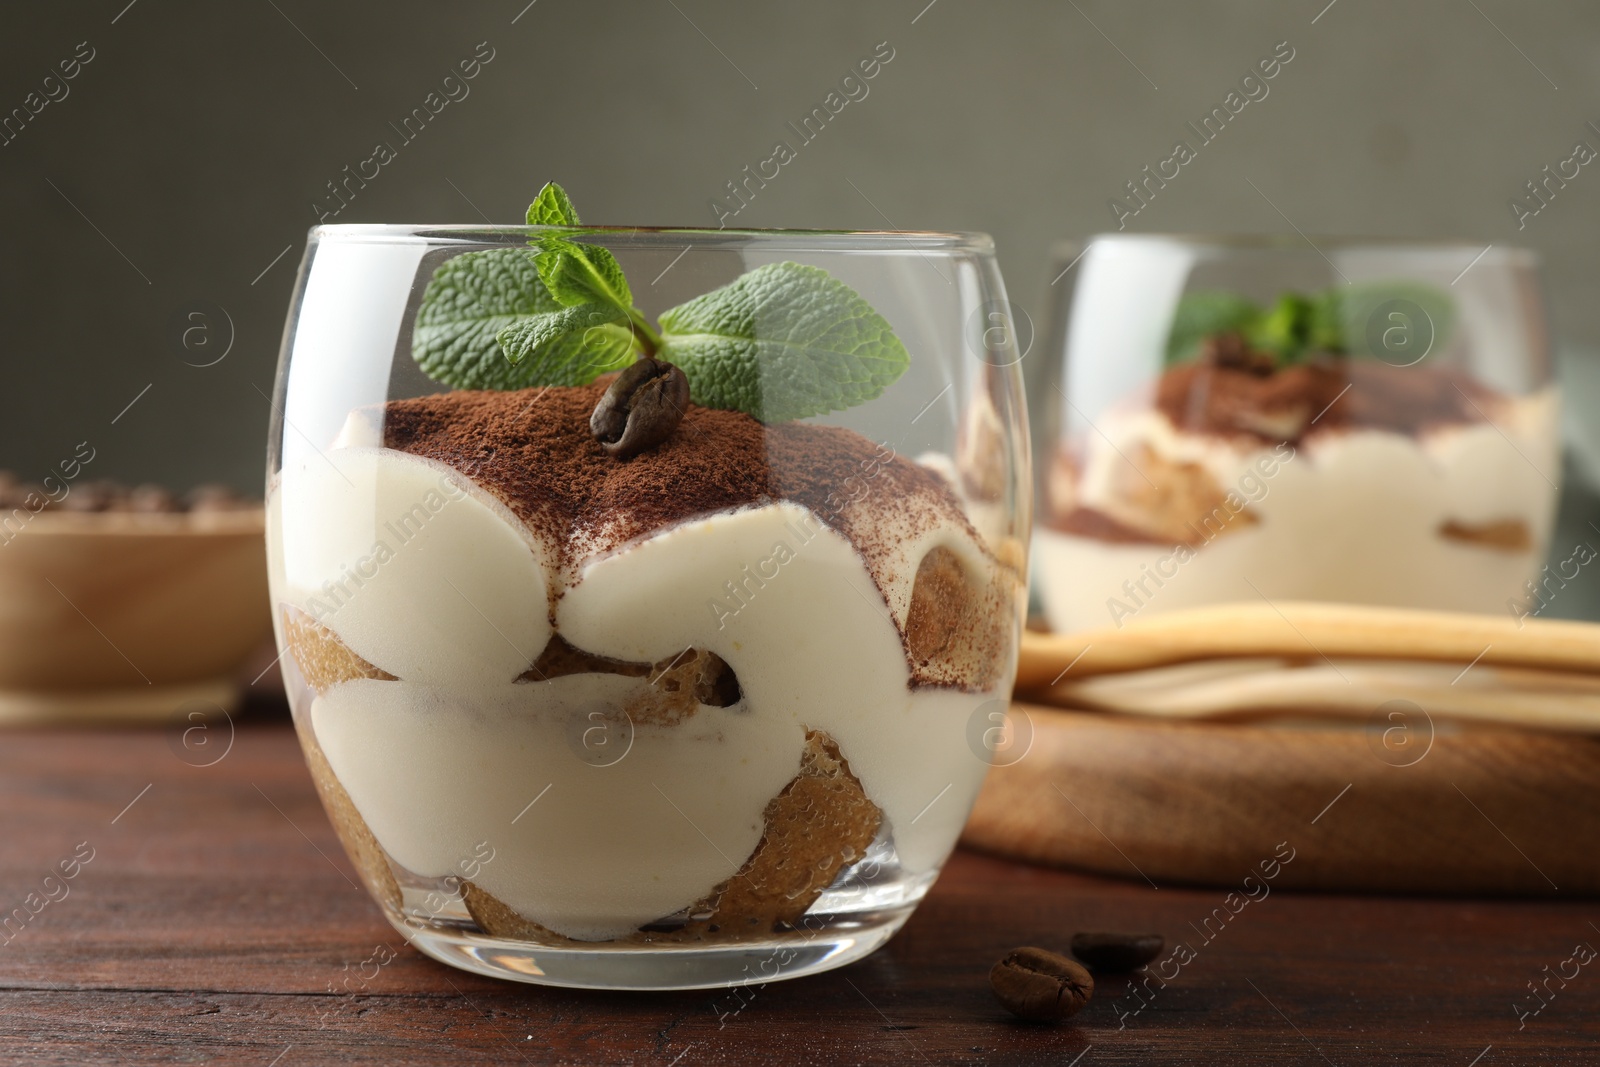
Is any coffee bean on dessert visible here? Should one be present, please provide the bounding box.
[990,947,1094,1023]
[589,357,691,459]
[1070,932,1164,972]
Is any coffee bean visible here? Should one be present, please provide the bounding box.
[1070,932,1164,972]
[185,484,245,512]
[990,946,1093,1023]
[589,357,690,459]
[128,484,180,513]
[57,481,111,512]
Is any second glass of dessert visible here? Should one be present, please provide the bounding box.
[266,186,1029,989]
[1034,235,1559,632]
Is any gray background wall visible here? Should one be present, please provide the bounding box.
[4,0,1597,615]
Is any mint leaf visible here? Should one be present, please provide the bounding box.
[412,248,627,390]
[527,182,580,227]
[413,186,917,423]
[534,238,633,313]
[1165,291,1259,365]
[1307,289,1344,353]
[495,304,633,384]
[657,261,910,423]
[1167,282,1456,368]
[413,248,556,389]
[1244,293,1316,364]
[1335,281,1455,359]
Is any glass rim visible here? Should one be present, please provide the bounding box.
[1049,233,1538,265]
[308,223,996,254]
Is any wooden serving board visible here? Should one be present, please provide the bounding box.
[961,702,1600,895]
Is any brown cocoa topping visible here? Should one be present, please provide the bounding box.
[380,383,1004,689]
[381,383,960,570]
[1155,352,1502,445]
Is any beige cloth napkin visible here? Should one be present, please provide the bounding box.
[1017,601,1600,733]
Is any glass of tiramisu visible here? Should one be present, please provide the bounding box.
[266,187,1028,989]
[1033,235,1558,632]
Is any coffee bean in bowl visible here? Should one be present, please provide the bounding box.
[1070,932,1165,972]
[990,946,1094,1023]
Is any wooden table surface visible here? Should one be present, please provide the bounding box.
[1,715,1596,1066]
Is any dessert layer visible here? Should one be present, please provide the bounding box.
[1152,356,1503,445]
[298,501,995,940]
[461,728,881,943]
[1036,387,1560,630]
[380,383,963,567]
[328,384,1011,689]
[268,386,1019,940]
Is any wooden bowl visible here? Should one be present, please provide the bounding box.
[0,509,271,723]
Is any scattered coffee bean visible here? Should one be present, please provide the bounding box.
[1070,932,1164,972]
[58,480,115,512]
[128,484,180,513]
[0,471,257,514]
[185,483,247,512]
[990,946,1094,1023]
[590,357,691,459]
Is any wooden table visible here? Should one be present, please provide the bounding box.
[1,717,1596,1065]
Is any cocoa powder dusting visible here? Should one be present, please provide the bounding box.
[378,386,1003,691]
[380,383,962,566]
[1156,354,1503,445]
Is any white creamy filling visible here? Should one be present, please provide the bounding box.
[313,674,796,940]
[1038,389,1562,631]
[275,446,1004,940]
[277,447,550,685]
[558,501,991,875]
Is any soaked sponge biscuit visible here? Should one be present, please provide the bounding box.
[282,607,397,690]
[284,610,878,945]
[905,546,1013,692]
[281,607,402,913]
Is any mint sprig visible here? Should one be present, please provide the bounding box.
[409,182,910,422]
[525,182,579,227]
[1165,281,1455,368]
[496,303,634,383]
[659,262,910,423]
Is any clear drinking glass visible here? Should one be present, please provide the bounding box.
[266,224,1029,989]
[1033,235,1559,633]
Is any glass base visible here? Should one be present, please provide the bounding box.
[391,907,914,991]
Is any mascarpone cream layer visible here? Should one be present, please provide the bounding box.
[1037,388,1561,631]
[268,445,1008,939]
